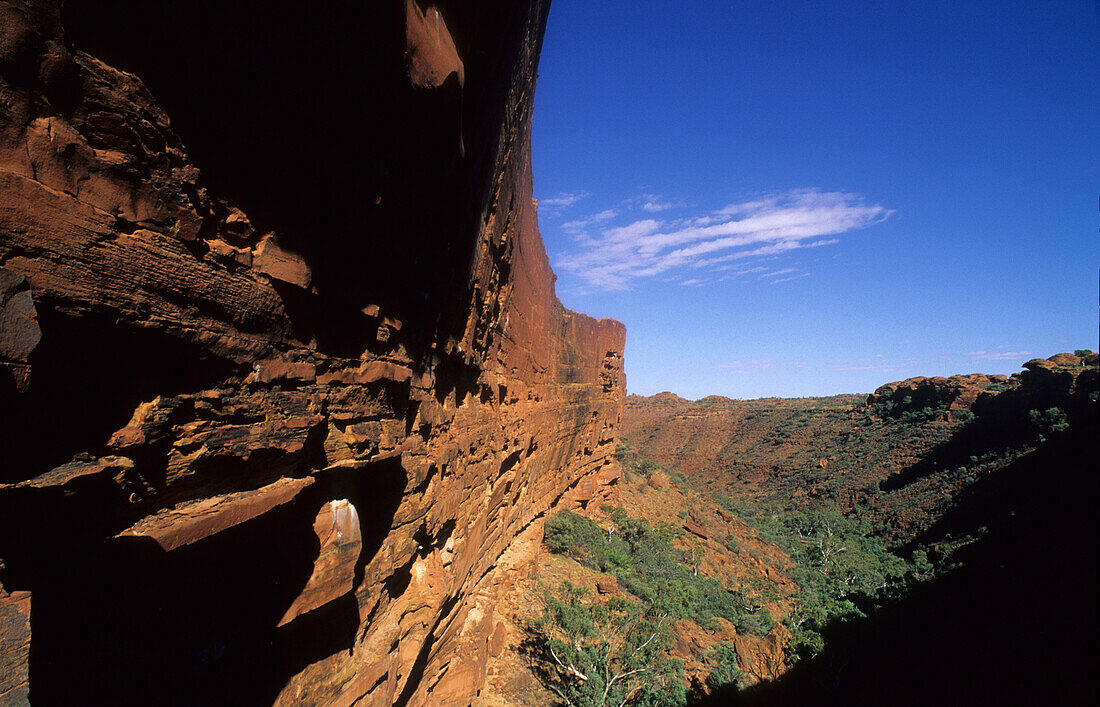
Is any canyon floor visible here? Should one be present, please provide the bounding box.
[480,351,1097,705]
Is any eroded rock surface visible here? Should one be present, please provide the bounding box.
[0,1,625,704]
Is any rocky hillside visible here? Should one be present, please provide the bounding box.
[614,352,1097,703]
[625,353,1096,545]
[0,2,625,705]
[478,353,1094,705]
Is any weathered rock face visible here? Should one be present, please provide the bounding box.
[624,353,1097,542]
[867,373,1011,415]
[868,352,1098,436]
[0,1,626,704]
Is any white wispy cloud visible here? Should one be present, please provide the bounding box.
[553,189,892,291]
[710,358,925,376]
[561,208,618,237]
[824,362,912,372]
[759,268,797,279]
[621,192,688,213]
[967,350,1033,361]
[769,273,811,285]
[711,359,790,375]
[538,190,590,214]
[641,199,687,212]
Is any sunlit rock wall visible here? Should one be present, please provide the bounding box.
[0,1,625,704]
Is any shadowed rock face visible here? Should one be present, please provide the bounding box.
[0,1,625,704]
[621,354,1097,704]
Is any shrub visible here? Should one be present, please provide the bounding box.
[602,547,633,572]
[544,511,607,567]
[705,642,742,692]
[526,582,686,707]
[735,608,774,637]
[725,505,909,662]
[1028,407,1069,438]
[911,546,935,580]
[715,494,756,520]
[542,510,747,629]
[951,408,976,423]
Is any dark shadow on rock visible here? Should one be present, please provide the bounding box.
[696,425,1097,706]
[0,307,237,483]
[28,503,316,706]
[62,0,545,363]
[311,457,409,589]
[880,377,1094,495]
[13,456,408,706]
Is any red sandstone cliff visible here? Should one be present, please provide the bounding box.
[0,2,624,704]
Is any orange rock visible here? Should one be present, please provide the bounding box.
[0,268,40,392]
[1047,352,1081,366]
[734,623,790,684]
[488,621,507,657]
[279,498,364,627]
[0,583,31,703]
[248,358,317,385]
[647,470,669,489]
[354,359,414,385]
[252,233,313,290]
[405,0,465,89]
[116,476,314,552]
[0,3,625,705]
[683,518,710,540]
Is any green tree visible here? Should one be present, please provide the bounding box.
[527,582,686,707]
[735,608,774,637]
[705,641,743,691]
[1029,407,1069,441]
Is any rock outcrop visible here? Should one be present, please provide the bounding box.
[867,373,1011,415]
[624,353,1096,541]
[0,1,625,704]
[618,354,1097,702]
[868,353,1098,432]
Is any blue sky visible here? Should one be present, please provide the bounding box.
[531,0,1099,399]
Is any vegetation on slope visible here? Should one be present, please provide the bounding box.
[544,508,775,636]
[526,581,685,707]
[710,500,909,660]
[524,351,1097,704]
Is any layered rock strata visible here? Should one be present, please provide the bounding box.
[0,1,625,704]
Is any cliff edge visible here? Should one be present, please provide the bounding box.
[0,1,624,704]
